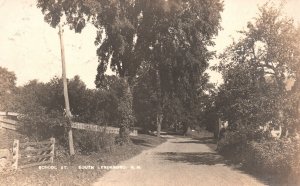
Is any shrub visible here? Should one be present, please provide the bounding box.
[18,109,67,141]
[217,125,267,158]
[219,131,300,184]
[73,130,116,154]
[243,139,300,177]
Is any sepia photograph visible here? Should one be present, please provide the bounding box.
[0,0,300,185]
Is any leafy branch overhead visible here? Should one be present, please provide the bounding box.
[37,0,223,82]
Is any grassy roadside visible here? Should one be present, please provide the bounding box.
[0,134,166,186]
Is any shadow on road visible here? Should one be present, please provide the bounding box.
[158,152,226,165]
[131,138,154,147]
[173,136,217,151]
[173,137,215,144]
[167,135,273,185]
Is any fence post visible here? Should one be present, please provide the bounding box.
[12,139,19,170]
[50,138,55,163]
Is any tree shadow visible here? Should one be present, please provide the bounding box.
[131,138,153,147]
[158,151,271,185]
[167,136,273,185]
[173,136,217,151]
[173,138,215,145]
[158,152,226,165]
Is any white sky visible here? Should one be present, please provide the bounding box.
[0,0,299,89]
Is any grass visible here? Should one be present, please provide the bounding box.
[0,134,166,186]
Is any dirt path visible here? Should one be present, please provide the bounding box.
[93,135,267,186]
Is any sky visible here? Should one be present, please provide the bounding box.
[0,0,300,89]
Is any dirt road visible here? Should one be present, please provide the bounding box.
[93,135,267,186]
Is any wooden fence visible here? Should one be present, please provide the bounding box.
[71,122,138,136]
[0,111,138,136]
[0,112,19,131]
[12,138,55,169]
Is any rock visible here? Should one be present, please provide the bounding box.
[0,149,10,159]
[0,158,9,168]
[0,149,11,173]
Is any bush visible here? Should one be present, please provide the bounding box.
[243,139,300,176]
[73,130,116,154]
[218,130,300,184]
[217,125,267,157]
[18,109,67,141]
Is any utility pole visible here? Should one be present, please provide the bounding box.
[58,24,75,156]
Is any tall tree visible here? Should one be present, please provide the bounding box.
[134,0,223,135]
[37,0,223,137]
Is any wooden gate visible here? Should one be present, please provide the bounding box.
[12,138,55,169]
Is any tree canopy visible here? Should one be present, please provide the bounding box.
[215,3,300,133]
[37,0,223,84]
[37,0,224,135]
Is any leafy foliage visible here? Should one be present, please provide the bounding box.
[36,0,224,135]
[74,130,116,154]
[243,139,300,177]
[215,3,300,132]
[14,79,67,141]
[214,3,300,183]
[11,74,137,145]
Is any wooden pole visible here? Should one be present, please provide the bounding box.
[58,24,75,156]
[12,139,19,170]
[50,137,55,163]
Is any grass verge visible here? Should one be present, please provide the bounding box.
[0,134,166,186]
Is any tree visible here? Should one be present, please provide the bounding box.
[37,0,137,142]
[215,3,300,135]
[0,67,17,111]
[14,80,67,141]
[37,0,223,137]
[134,0,223,136]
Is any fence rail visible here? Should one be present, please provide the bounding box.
[0,111,19,116]
[0,115,19,130]
[0,111,138,136]
[12,138,55,169]
[71,122,138,136]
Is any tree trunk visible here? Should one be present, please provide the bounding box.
[214,118,222,139]
[118,77,134,144]
[59,24,75,156]
[291,70,300,132]
[155,68,163,137]
[156,112,162,137]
